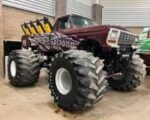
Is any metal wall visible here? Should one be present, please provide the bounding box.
[66,0,93,19]
[101,0,150,27]
[2,0,55,16]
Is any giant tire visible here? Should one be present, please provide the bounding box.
[108,54,146,91]
[8,50,41,87]
[49,50,108,111]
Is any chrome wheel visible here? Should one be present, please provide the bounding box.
[10,60,17,77]
[55,68,72,95]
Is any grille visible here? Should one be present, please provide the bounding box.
[118,32,136,46]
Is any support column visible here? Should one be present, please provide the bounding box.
[0,0,2,41]
[92,0,103,24]
[55,0,67,18]
[0,0,3,77]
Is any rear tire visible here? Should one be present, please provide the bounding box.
[49,50,108,111]
[8,50,41,87]
[108,54,146,91]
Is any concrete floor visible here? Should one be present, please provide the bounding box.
[0,70,150,120]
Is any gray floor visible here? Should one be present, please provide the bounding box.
[0,70,150,120]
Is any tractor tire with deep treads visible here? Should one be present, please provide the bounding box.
[49,50,108,111]
[108,54,146,91]
[8,50,41,87]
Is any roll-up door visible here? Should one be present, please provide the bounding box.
[2,0,55,16]
[66,0,93,19]
[102,0,150,27]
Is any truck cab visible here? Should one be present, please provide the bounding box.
[53,14,109,43]
[53,14,136,56]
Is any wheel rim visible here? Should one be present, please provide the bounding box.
[10,60,17,77]
[55,68,72,95]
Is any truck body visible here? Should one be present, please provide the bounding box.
[5,14,146,111]
[22,15,137,61]
[137,29,150,69]
[53,15,129,53]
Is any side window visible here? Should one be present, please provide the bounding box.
[59,18,71,30]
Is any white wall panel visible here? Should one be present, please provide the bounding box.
[2,0,55,16]
[66,0,92,19]
[76,0,92,6]
[101,0,150,27]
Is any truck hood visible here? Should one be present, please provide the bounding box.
[63,25,128,35]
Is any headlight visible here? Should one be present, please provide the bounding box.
[107,30,119,44]
[111,30,119,38]
[106,29,120,47]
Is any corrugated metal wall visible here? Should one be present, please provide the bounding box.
[101,0,150,27]
[2,0,55,16]
[66,0,93,19]
[75,0,93,6]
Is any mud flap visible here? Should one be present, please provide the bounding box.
[3,41,21,79]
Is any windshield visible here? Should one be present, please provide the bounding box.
[72,16,97,28]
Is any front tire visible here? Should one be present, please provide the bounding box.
[108,54,146,91]
[49,50,108,111]
[8,50,41,87]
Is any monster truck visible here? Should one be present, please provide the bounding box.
[6,15,146,111]
[53,15,146,91]
[137,28,150,74]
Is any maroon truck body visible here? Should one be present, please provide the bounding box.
[53,14,128,53]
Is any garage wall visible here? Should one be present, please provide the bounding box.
[66,0,93,19]
[2,6,55,40]
[2,0,55,16]
[0,1,2,42]
[127,27,144,35]
[0,5,55,77]
[75,0,93,6]
[0,1,3,77]
[101,0,150,27]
